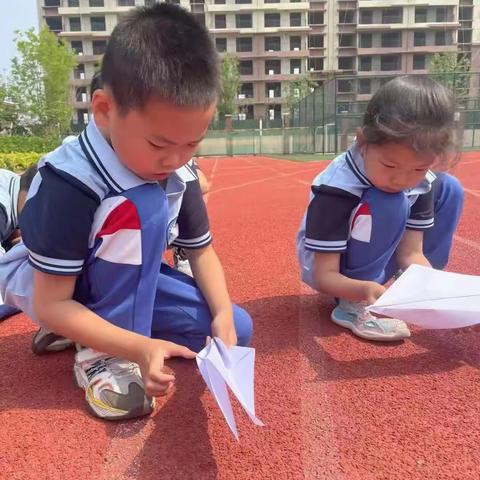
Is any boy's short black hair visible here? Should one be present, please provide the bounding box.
[20,164,38,192]
[90,71,102,97]
[101,3,219,113]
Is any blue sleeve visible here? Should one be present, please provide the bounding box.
[19,164,100,275]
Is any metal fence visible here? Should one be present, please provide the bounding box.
[199,72,480,157]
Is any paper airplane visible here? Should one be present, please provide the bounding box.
[368,264,480,329]
[196,338,264,440]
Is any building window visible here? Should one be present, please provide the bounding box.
[308,34,323,48]
[434,31,447,46]
[236,37,252,52]
[381,32,401,48]
[91,16,106,31]
[337,79,353,93]
[308,11,323,25]
[76,87,88,102]
[290,59,301,74]
[46,17,62,31]
[71,40,83,54]
[89,0,104,6]
[236,14,252,28]
[239,60,253,75]
[265,36,281,51]
[265,0,280,3]
[265,82,281,98]
[414,31,426,47]
[265,13,280,28]
[459,7,473,21]
[44,0,60,5]
[92,40,107,55]
[70,17,81,31]
[359,56,372,71]
[290,36,301,50]
[339,10,355,24]
[290,12,302,27]
[73,63,85,79]
[235,0,251,4]
[68,0,79,5]
[415,7,427,23]
[338,57,354,70]
[265,60,281,75]
[215,14,226,29]
[382,8,402,24]
[117,0,135,5]
[239,83,253,98]
[215,37,227,52]
[358,79,371,94]
[359,33,372,48]
[339,34,355,47]
[381,55,401,71]
[413,54,426,70]
[359,9,373,25]
[459,29,472,44]
[308,57,323,72]
[214,0,226,3]
[436,7,447,22]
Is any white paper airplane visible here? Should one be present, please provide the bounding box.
[196,338,264,440]
[368,264,480,329]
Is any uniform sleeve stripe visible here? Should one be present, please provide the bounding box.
[29,250,84,268]
[305,244,346,252]
[172,231,211,245]
[305,238,347,248]
[406,218,434,226]
[172,233,212,248]
[28,254,83,274]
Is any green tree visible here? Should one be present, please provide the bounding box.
[8,27,77,136]
[428,52,471,99]
[217,53,241,119]
[285,74,317,110]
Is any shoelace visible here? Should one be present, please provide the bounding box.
[85,356,138,381]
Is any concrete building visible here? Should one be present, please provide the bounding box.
[37,0,480,125]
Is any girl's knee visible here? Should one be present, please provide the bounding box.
[437,173,464,205]
[233,305,253,346]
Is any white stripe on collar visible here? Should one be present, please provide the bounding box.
[79,118,155,193]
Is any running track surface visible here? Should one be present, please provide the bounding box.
[1,153,480,480]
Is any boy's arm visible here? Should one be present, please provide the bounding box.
[33,270,195,395]
[313,252,386,305]
[395,229,431,270]
[186,244,236,347]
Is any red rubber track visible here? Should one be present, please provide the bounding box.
[1,153,480,479]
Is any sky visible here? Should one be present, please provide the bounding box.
[0,0,38,78]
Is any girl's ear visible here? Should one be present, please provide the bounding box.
[355,127,366,146]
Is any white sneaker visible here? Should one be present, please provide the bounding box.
[32,327,74,355]
[74,348,154,420]
[173,247,193,277]
[331,299,411,341]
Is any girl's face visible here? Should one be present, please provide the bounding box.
[357,132,438,193]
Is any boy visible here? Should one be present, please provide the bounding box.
[0,4,252,420]
[0,165,37,319]
[297,76,464,342]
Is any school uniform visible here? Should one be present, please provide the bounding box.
[0,119,252,351]
[297,141,464,289]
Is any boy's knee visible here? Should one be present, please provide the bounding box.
[233,305,253,346]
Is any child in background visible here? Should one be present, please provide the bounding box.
[297,75,464,341]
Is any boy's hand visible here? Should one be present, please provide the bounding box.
[362,282,387,305]
[211,313,237,348]
[137,338,196,397]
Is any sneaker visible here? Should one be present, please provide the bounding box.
[331,299,411,341]
[173,247,193,277]
[74,347,154,420]
[32,327,74,355]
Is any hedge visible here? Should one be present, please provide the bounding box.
[0,136,60,154]
[0,152,44,171]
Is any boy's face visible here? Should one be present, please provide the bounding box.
[357,131,438,193]
[93,90,216,181]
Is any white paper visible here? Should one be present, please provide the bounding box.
[196,338,264,440]
[368,264,480,329]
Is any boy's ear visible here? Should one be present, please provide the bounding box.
[355,127,366,146]
[90,88,113,130]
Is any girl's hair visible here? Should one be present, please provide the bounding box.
[362,75,460,166]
